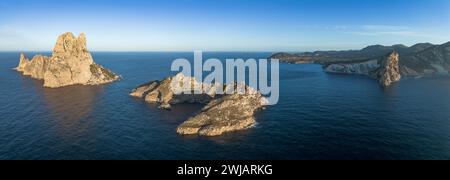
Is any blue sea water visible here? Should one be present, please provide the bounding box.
[0,52,449,160]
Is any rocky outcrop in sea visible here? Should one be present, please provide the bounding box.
[130,73,268,136]
[16,32,119,88]
[325,51,401,87]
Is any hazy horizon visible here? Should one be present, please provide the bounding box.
[1,0,449,52]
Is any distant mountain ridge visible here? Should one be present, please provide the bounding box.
[271,42,450,77]
[400,42,450,75]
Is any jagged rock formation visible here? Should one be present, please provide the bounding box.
[371,52,401,87]
[325,51,401,87]
[270,42,435,64]
[16,32,119,88]
[177,84,267,136]
[130,73,268,136]
[130,73,218,109]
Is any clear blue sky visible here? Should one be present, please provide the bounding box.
[0,0,449,51]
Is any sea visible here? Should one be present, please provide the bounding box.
[0,52,449,160]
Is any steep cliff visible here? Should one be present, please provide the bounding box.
[370,51,401,87]
[16,32,119,88]
[325,51,401,87]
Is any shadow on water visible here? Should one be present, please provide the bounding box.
[31,80,104,141]
[128,93,205,124]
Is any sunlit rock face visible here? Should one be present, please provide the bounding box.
[176,90,266,136]
[325,51,401,87]
[131,73,269,136]
[371,51,401,87]
[130,73,218,109]
[16,32,119,88]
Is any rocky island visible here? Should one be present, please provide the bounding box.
[16,32,119,88]
[130,73,268,136]
[271,42,450,87]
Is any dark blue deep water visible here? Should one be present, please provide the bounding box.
[1,52,449,160]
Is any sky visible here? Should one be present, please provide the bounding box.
[0,0,449,51]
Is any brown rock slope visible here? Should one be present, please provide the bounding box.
[371,51,401,87]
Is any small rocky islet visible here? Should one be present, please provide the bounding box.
[130,73,269,136]
[16,32,120,88]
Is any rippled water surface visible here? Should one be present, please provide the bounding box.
[1,52,449,159]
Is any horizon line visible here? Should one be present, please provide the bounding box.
[0,40,448,54]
